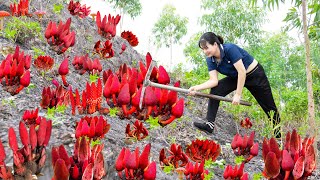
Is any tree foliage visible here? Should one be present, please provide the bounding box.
[199,0,267,46]
[152,4,188,48]
[248,0,320,41]
[106,0,142,19]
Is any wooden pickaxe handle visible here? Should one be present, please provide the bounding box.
[148,81,252,106]
[139,60,252,109]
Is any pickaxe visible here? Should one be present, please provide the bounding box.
[139,60,252,109]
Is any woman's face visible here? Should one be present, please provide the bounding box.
[201,42,218,58]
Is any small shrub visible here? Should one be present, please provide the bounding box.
[3,17,41,44]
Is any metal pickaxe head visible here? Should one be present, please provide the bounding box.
[139,59,155,109]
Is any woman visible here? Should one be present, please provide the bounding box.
[188,32,281,138]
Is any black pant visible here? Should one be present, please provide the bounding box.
[207,63,280,126]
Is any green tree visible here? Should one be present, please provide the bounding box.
[249,0,318,137]
[152,4,188,65]
[106,0,142,31]
[199,0,267,46]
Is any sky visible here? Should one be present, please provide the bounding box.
[81,0,292,70]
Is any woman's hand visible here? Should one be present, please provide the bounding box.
[188,86,198,96]
[232,93,241,105]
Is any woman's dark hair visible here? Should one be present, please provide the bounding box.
[198,32,224,48]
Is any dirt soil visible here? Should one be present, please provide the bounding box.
[0,1,319,179]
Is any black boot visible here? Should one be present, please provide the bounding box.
[193,121,214,134]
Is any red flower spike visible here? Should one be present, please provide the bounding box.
[15,69,30,94]
[144,161,156,180]
[110,75,121,106]
[157,65,170,84]
[167,81,180,106]
[58,58,69,86]
[89,118,96,138]
[82,163,94,179]
[143,86,157,119]
[263,152,280,178]
[139,143,151,170]
[282,150,294,180]
[125,148,139,170]
[292,156,304,179]
[52,159,70,180]
[37,117,47,146]
[158,98,184,126]
[119,43,126,54]
[115,148,125,172]
[0,139,6,163]
[43,120,52,146]
[118,83,131,117]
[19,121,29,147]
[8,127,18,152]
[29,124,37,151]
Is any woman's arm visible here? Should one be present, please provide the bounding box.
[188,70,218,95]
[233,59,246,104]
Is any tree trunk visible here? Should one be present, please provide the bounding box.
[170,36,173,70]
[302,0,316,137]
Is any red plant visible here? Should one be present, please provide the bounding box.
[10,0,30,17]
[22,108,39,126]
[69,79,106,115]
[96,11,121,39]
[72,54,102,75]
[121,30,139,47]
[8,119,52,178]
[40,84,70,109]
[223,163,249,180]
[231,131,259,163]
[158,98,184,126]
[125,119,149,141]
[68,0,91,18]
[58,57,69,86]
[115,143,156,180]
[0,138,14,179]
[52,138,106,180]
[184,161,209,180]
[119,43,126,54]
[45,18,76,54]
[33,55,54,71]
[159,143,189,168]
[0,46,31,95]
[185,139,221,163]
[75,116,110,140]
[262,129,316,180]
[117,83,132,118]
[240,117,252,129]
[94,40,115,59]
